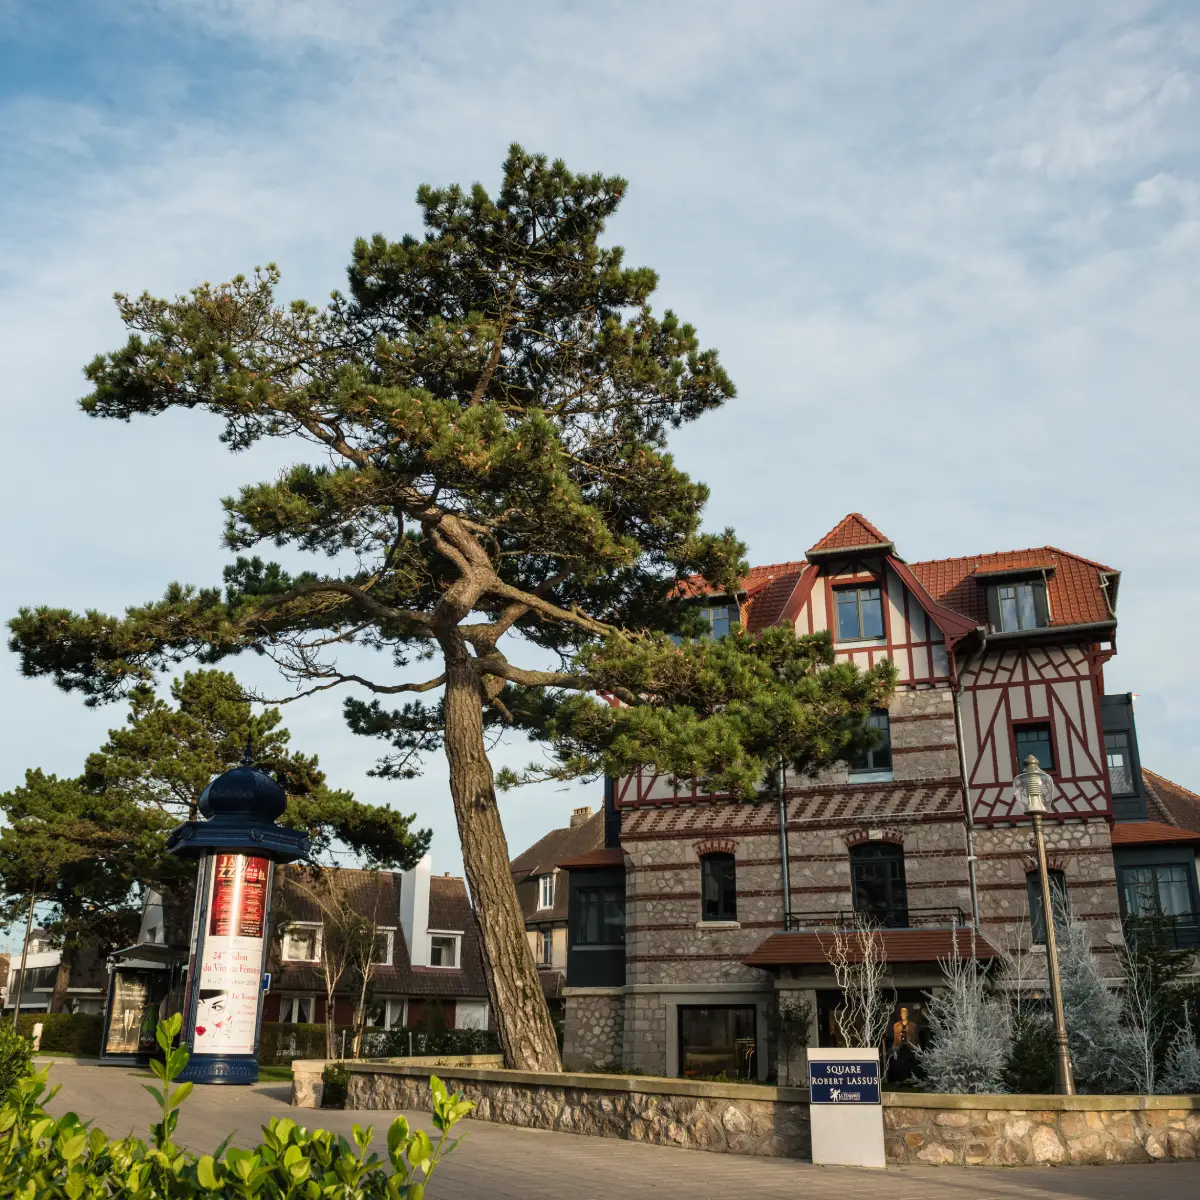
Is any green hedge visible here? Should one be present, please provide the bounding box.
[258,1022,331,1064]
[258,1022,501,1064]
[15,1012,104,1056]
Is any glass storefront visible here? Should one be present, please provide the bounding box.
[105,969,163,1056]
[816,988,928,1083]
[678,1005,758,1080]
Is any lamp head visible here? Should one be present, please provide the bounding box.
[1014,753,1053,815]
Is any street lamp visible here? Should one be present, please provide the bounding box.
[1014,753,1075,1096]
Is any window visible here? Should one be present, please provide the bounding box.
[281,923,321,962]
[850,842,909,927]
[574,885,625,945]
[849,710,892,774]
[1105,732,1134,795]
[429,934,460,968]
[700,853,737,922]
[678,1005,757,1080]
[835,585,884,642]
[1027,869,1068,944]
[1120,865,1193,920]
[700,605,734,640]
[538,874,555,910]
[280,996,315,1024]
[371,928,395,965]
[1014,722,1055,773]
[540,928,554,965]
[988,579,1048,633]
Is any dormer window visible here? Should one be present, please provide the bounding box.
[538,874,555,910]
[701,605,734,640]
[429,933,460,968]
[987,578,1049,633]
[835,585,884,642]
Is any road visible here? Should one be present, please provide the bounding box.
[35,1058,1200,1200]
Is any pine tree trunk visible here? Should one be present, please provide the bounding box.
[441,641,562,1071]
[49,940,76,1014]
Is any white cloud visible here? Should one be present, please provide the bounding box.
[2,1,1200,873]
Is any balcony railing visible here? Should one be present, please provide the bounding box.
[784,907,966,933]
[1122,914,1200,951]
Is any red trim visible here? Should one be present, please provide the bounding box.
[886,555,978,648]
[776,563,821,629]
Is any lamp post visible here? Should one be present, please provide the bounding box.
[1014,753,1075,1096]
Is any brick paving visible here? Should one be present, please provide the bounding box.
[36,1060,1200,1200]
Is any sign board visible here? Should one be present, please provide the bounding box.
[191,854,271,1056]
[807,1056,881,1105]
[807,1048,886,1169]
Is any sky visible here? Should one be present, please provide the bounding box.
[1,1,1198,897]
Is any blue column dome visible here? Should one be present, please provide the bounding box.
[197,764,287,821]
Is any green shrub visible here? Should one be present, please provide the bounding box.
[15,1012,104,1056]
[0,1014,473,1197]
[258,1021,330,1064]
[1003,1010,1056,1094]
[359,1025,500,1059]
[0,1023,33,1099]
[322,1061,349,1109]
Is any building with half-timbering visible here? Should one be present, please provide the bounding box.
[559,514,1200,1082]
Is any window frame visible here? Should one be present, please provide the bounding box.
[1012,719,1057,775]
[849,709,893,776]
[572,884,626,946]
[279,995,316,1024]
[833,584,886,643]
[539,927,554,965]
[428,932,462,969]
[371,927,396,965]
[677,1004,758,1081]
[1026,869,1069,944]
[281,922,323,963]
[1104,731,1135,797]
[986,577,1050,634]
[849,841,909,928]
[699,852,738,923]
[537,873,555,911]
[1119,863,1196,920]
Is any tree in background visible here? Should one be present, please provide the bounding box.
[0,771,165,1012]
[1160,1008,1200,1095]
[8,147,748,1070]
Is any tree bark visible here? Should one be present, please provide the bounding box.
[441,638,562,1071]
[49,939,76,1014]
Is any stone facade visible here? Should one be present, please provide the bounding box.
[883,1093,1200,1166]
[563,990,625,1070]
[341,1062,810,1159]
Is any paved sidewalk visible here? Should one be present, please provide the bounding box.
[35,1060,1200,1200]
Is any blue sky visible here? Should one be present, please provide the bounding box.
[1,2,1199,897]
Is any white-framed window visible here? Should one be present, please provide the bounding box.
[384,998,408,1029]
[429,933,461,968]
[281,922,322,962]
[280,995,315,1024]
[371,927,396,965]
[538,873,555,910]
[540,927,554,965]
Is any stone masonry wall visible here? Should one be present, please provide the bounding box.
[885,1095,1200,1165]
[563,991,624,1071]
[345,1064,810,1159]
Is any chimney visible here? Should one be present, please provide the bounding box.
[570,806,594,829]
[400,853,432,967]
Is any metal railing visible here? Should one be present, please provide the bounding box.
[784,907,966,933]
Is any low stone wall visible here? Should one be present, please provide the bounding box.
[883,1093,1200,1165]
[343,1062,810,1158]
[562,990,624,1070]
[290,1055,506,1109]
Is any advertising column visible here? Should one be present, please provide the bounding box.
[184,853,273,1070]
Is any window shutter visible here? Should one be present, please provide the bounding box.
[1032,579,1050,627]
[986,586,1002,632]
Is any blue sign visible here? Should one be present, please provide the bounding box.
[261,973,271,993]
[807,1057,881,1105]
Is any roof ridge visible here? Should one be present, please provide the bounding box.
[909,545,1117,573]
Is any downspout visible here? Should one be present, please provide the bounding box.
[951,633,988,936]
[777,760,792,931]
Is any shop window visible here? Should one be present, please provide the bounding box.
[850,841,909,928]
[678,1005,757,1080]
[1026,869,1068,944]
[573,885,625,945]
[700,853,737,922]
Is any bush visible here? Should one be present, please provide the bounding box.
[0,1014,473,1198]
[322,1061,349,1109]
[258,1021,330,1064]
[358,1025,500,1059]
[0,1023,33,1099]
[15,1012,103,1056]
[1003,1009,1056,1094]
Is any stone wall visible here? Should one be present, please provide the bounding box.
[343,1062,810,1158]
[563,990,624,1070]
[883,1093,1200,1165]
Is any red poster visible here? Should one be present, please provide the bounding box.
[209,854,269,938]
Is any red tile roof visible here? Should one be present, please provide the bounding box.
[807,513,893,556]
[908,547,1117,630]
[740,561,809,633]
[1110,821,1200,847]
[1143,770,1200,833]
[744,927,1001,967]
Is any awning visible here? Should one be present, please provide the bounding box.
[744,927,1001,968]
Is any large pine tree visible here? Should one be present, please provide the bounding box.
[9,147,745,1069]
